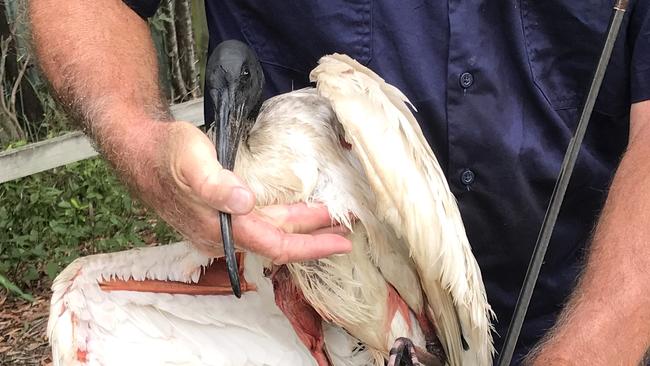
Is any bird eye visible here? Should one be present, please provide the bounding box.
[240,67,250,77]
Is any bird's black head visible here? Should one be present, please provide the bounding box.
[207,39,264,177]
[206,40,264,298]
[207,39,265,132]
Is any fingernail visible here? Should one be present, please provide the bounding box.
[227,187,254,213]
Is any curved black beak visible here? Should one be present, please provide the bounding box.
[207,39,264,299]
[211,87,242,298]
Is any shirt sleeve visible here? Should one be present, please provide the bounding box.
[122,0,161,18]
[630,1,650,103]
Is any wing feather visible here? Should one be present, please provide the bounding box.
[311,54,495,366]
[48,243,316,366]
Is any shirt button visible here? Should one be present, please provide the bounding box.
[459,72,474,88]
[460,169,475,185]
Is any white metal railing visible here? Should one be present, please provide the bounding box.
[0,98,205,183]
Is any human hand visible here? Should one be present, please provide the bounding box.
[142,121,352,262]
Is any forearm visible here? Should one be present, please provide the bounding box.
[529,103,650,365]
[29,0,167,191]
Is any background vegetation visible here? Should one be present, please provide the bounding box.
[0,0,208,299]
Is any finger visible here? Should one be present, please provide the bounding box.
[191,239,224,258]
[175,128,255,214]
[309,224,351,236]
[272,233,352,264]
[257,202,337,233]
[234,213,352,263]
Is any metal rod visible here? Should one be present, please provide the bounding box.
[496,1,628,364]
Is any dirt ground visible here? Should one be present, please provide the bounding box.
[0,289,52,366]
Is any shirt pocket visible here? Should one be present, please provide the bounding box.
[234,0,372,75]
[520,0,619,112]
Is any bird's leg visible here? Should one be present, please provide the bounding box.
[388,337,419,366]
[413,311,447,364]
[387,337,444,366]
[424,338,446,365]
[272,266,330,366]
[411,346,444,366]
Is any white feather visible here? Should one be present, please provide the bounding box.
[310,54,495,365]
[236,89,429,362]
[48,243,317,366]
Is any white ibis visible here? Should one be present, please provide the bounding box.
[48,40,494,365]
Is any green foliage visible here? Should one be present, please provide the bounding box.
[0,158,180,294]
[2,139,27,150]
[0,0,204,297]
[30,87,76,139]
[0,272,34,301]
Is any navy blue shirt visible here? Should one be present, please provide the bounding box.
[128,1,650,363]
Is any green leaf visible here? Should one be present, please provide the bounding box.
[109,216,121,226]
[22,266,39,284]
[49,221,68,235]
[30,244,46,258]
[4,140,28,150]
[70,198,81,209]
[45,261,60,280]
[0,273,34,302]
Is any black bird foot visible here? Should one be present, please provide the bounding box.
[387,337,444,366]
[387,337,420,366]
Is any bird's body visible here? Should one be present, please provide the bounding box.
[49,47,494,365]
[235,88,431,363]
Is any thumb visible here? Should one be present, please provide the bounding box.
[191,164,256,214]
[172,122,256,214]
